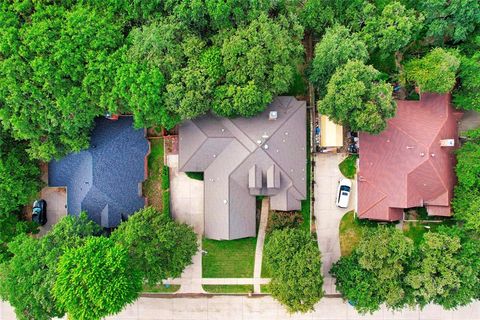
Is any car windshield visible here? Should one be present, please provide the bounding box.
[340,186,350,192]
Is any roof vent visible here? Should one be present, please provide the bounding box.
[431,153,435,157]
[269,111,278,120]
[440,139,455,147]
[263,144,269,150]
[420,152,425,157]
[256,140,262,145]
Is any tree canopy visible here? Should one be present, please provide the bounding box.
[0,213,101,320]
[331,227,414,313]
[309,25,369,97]
[454,52,480,111]
[403,48,460,93]
[264,228,324,313]
[54,236,142,320]
[319,60,396,133]
[111,207,198,286]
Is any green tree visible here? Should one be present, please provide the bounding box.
[0,213,101,320]
[299,0,335,34]
[0,3,124,159]
[331,227,414,313]
[54,236,142,320]
[0,132,40,216]
[111,207,198,286]
[403,48,460,93]
[309,25,369,96]
[0,214,37,263]
[361,2,422,55]
[405,230,480,308]
[417,0,480,43]
[264,228,323,313]
[452,135,480,231]
[454,52,480,111]
[214,13,304,117]
[319,60,396,133]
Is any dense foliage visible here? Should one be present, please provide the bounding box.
[112,207,197,286]
[332,227,414,313]
[403,48,460,93]
[0,213,101,320]
[319,60,396,134]
[0,1,304,160]
[452,131,480,231]
[309,25,369,97]
[54,236,142,320]
[264,228,324,313]
[332,226,480,314]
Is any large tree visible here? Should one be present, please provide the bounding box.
[309,25,369,97]
[403,48,460,94]
[361,2,422,55]
[454,52,480,111]
[0,213,101,320]
[213,13,304,117]
[0,2,125,160]
[319,60,396,133]
[331,227,414,313]
[54,236,142,320]
[452,133,480,232]
[111,207,198,286]
[264,228,324,313]
[405,229,480,309]
[416,0,480,43]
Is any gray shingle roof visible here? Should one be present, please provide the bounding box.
[179,97,306,240]
[48,117,149,228]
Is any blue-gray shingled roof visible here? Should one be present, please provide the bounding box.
[48,117,149,228]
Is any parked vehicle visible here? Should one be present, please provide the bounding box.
[32,199,47,226]
[336,179,352,208]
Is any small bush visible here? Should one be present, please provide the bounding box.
[162,190,170,216]
[266,211,303,234]
[161,166,169,190]
[339,155,358,179]
[186,172,204,181]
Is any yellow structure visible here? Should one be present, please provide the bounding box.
[320,115,343,147]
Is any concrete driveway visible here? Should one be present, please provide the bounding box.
[314,153,356,295]
[37,187,67,236]
[168,155,204,293]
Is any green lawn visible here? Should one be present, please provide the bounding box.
[403,220,457,245]
[202,237,257,278]
[339,211,363,256]
[339,155,358,179]
[202,285,253,294]
[142,284,180,293]
[143,139,164,212]
[260,285,270,294]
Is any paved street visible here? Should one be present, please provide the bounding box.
[314,153,356,294]
[3,296,480,320]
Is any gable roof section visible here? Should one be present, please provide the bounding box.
[357,93,461,220]
[48,117,149,227]
[179,96,307,240]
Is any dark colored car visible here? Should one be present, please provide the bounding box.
[32,199,47,226]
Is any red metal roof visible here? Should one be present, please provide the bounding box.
[357,93,462,220]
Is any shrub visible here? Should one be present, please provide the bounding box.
[266,211,303,234]
[186,172,204,181]
[339,155,358,179]
[161,166,170,190]
[162,190,170,216]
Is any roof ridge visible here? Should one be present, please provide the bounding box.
[178,121,208,171]
[261,103,306,197]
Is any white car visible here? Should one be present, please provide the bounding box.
[336,179,352,208]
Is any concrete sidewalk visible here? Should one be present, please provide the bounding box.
[4,296,480,320]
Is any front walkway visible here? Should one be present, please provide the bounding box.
[314,153,356,294]
[253,198,269,293]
